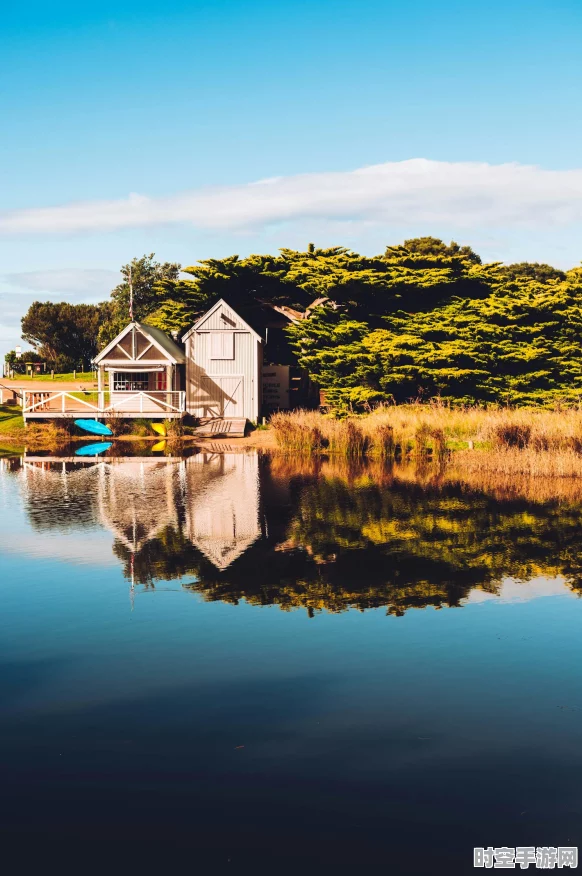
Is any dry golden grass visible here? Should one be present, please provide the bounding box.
[271,410,399,457]
[270,404,582,475]
[24,421,71,449]
[444,466,582,504]
[362,402,582,453]
[453,448,582,478]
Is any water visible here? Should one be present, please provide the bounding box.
[1,449,582,872]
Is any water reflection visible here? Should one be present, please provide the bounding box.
[185,453,261,569]
[5,452,582,614]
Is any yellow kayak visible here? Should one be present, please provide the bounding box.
[152,422,167,437]
[151,439,167,452]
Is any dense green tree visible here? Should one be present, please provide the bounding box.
[41,238,582,407]
[287,253,582,409]
[146,251,322,335]
[144,240,487,337]
[21,301,105,367]
[501,262,566,283]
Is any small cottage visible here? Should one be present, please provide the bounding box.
[93,321,186,415]
[182,299,263,421]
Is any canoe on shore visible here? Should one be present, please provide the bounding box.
[74,419,113,437]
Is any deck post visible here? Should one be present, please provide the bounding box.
[166,364,173,411]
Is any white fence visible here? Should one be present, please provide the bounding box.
[22,390,186,419]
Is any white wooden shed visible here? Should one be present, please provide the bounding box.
[182,299,263,422]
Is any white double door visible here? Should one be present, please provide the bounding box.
[201,375,244,418]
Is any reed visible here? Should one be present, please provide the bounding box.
[270,411,326,453]
[372,424,395,460]
[454,447,582,478]
[269,403,582,471]
[25,421,70,449]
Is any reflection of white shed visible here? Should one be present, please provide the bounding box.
[185,452,260,569]
[182,299,263,422]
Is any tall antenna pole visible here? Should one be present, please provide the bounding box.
[129,264,134,321]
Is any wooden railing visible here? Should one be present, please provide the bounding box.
[22,390,186,417]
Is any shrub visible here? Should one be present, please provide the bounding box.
[493,423,531,449]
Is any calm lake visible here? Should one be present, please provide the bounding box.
[1,447,582,872]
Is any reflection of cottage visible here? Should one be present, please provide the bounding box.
[184,452,261,569]
[95,460,182,552]
[21,458,183,552]
[19,454,263,572]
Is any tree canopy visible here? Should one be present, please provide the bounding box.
[21,239,582,407]
[97,253,181,347]
[287,258,582,408]
[21,301,106,368]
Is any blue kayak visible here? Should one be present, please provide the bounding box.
[74,419,113,436]
[75,441,113,457]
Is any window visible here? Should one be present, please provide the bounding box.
[210,332,234,359]
[113,372,149,391]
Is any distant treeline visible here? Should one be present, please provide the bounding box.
[16,238,582,408]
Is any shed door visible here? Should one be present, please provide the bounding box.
[201,376,244,418]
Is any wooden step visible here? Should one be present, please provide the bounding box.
[193,418,247,438]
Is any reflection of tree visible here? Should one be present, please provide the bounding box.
[112,525,202,586]
[118,458,582,615]
[21,461,101,532]
[266,473,582,614]
[15,453,582,616]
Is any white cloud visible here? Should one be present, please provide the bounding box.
[2,159,582,236]
[0,269,118,352]
[4,268,119,296]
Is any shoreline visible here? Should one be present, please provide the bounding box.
[5,404,582,479]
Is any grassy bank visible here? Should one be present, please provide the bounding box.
[270,406,582,475]
[0,404,25,438]
[7,403,582,476]
[0,404,75,452]
[6,371,96,382]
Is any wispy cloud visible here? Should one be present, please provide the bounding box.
[4,268,119,296]
[0,270,118,337]
[2,159,582,236]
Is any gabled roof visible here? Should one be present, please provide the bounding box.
[139,322,186,362]
[182,299,263,343]
[94,321,186,364]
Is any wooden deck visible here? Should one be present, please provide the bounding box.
[193,418,247,438]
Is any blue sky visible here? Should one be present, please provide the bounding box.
[1,0,582,357]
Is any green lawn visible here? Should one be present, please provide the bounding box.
[10,371,97,382]
[0,404,25,435]
[69,391,103,403]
